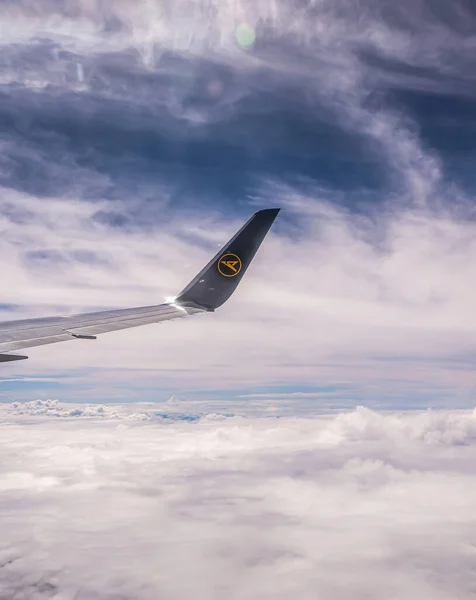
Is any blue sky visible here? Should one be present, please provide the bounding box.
[2,0,476,406]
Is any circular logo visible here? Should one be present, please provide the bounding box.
[217,253,242,277]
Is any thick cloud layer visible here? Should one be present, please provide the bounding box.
[1,406,476,599]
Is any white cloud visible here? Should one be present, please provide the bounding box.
[3,0,476,95]
[3,181,476,402]
[0,399,148,419]
[1,406,476,599]
[1,0,476,404]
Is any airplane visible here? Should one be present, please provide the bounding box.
[0,208,280,363]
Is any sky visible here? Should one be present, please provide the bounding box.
[3,4,476,595]
[2,0,476,405]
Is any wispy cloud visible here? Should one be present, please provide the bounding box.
[1,1,476,403]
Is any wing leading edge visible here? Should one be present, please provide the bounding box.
[0,208,280,362]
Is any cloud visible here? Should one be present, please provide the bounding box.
[3,181,476,403]
[0,399,149,419]
[2,0,476,404]
[1,407,476,598]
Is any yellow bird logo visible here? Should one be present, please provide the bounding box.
[218,253,242,277]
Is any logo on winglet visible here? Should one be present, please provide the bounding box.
[218,253,242,277]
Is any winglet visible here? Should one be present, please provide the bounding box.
[176,208,280,311]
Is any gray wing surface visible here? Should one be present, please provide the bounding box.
[0,208,279,363]
[0,303,204,356]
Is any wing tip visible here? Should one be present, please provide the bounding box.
[176,206,280,311]
[254,207,280,217]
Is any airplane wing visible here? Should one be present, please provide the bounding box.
[0,208,280,363]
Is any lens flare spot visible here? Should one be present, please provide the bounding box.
[235,23,256,49]
[207,79,225,99]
